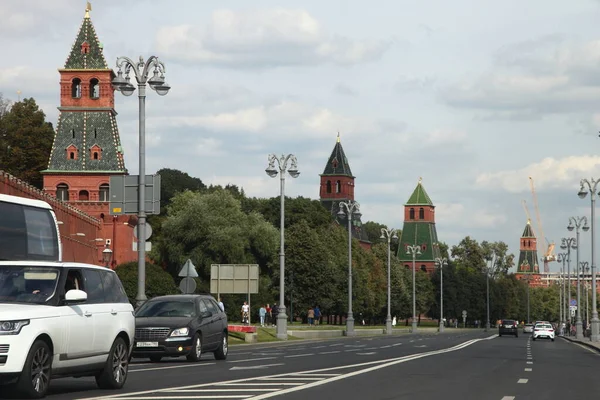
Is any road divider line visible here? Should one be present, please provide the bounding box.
[525,368,532,371]
[228,357,277,363]
[130,363,216,373]
[284,353,314,358]
[518,378,528,383]
[318,351,341,355]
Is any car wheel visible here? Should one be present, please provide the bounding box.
[533,337,536,341]
[551,338,555,342]
[214,332,228,360]
[499,334,502,337]
[186,333,202,362]
[515,333,518,338]
[95,337,129,390]
[15,340,52,399]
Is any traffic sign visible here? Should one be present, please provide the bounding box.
[179,259,198,278]
[180,277,197,294]
[134,223,153,241]
[570,299,577,306]
[462,310,467,317]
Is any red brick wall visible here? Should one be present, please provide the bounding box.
[59,70,114,108]
[404,206,435,223]
[320,176,355,200]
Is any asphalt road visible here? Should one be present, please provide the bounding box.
[2,330,599,399]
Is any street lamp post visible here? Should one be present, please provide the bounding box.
[484,254,496,332]
[380,228,398,335]
[266,154,300,340]
[561,237,577,327]
[568,217,589,340]
[338,200,361,336]
[102,244,113,268]
[112,56,170,308]
[557,252,569,329]
[578,178,600,342]
[406,245,422,333]
[558,268,563,326]
[582,262,590,327]
[434,254,448,333]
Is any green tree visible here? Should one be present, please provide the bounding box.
[0,98,54,188]
[115,261,178,304]
[156,168,206,210]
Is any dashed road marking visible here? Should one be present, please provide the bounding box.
[527,361,533,364]
[130,363,216,373]
[284,354,314,358]
[318,351,341,355]
[518,378,528,383]
[229,357,277,363]
[501,396,516,400]
[525,368,532,371]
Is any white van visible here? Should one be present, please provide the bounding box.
[0,194,62,262]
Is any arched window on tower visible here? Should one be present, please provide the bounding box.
[336,180,341,193]
[90,78,100,99]
[99,184,109,202]
[71,78,81,98]
[419,207,425,219]
[79,190,89,201]
[421,265,427,272]
[56,184,69,201]
[409,208,415,219]
[326,180,332,194]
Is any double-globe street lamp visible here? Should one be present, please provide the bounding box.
[484,253,497,332]
[434,253,448,333]
[338,201,361,336]
[581,261,590,327]
[112,56,170,307]
[266,154,300,340]
[557,252,568,330]
[561,237,577,327]
[380,228,398,335]
[558,267,563,327]
[568,217,589,340]
[406,244,422,333]
[578,178,600,342]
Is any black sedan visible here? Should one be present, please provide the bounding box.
[131,294,228,362]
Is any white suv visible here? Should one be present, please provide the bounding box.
[0,261,135,398]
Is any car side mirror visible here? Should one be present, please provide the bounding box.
[199,311,212,319]
[65,289,87,304]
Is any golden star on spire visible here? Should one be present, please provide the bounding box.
[336,132,340,143]
[85,1,92,19]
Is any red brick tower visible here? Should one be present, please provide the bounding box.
[42,6,135,267]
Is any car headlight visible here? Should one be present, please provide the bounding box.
[0,320,30,335]
[170,327,189,337]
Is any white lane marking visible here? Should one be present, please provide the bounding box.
[319,351,341,355]
[391,343,403,346]
[253,353,284,356]
[130,363,216,373]
[228,357,277,363]
[329,343,344,347]
[527,361,533,364]
[380,345,392,348]
[80,336,496,400]
[261,377,324,381]
[172,389,278,392]
[230,363,284,371]
[518,378,528,383]
[111,397,251,399]
[345,349,363,352]
[284,353,314,358]
[365,347,378,350]
[571,342,600,355]
[356,352,376,356]
[501,397,516,400]
[313,345,327,349]
[525,368,532,371]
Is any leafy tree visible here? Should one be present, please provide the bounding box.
[243,196,334,230]
[156,168,206,210]
[115,261,178,304]
[0,98,54,188]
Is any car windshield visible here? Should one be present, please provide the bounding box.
[136,300,197,318]
[536,324,552,329]
[0,265,59,304]
[503,320,515,324]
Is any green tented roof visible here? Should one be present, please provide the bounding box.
[396,221,440,262]
[321,136,353,177]
[517,250,539,274]
[64,12,108,70]
[406,182,434,206]
[522,222,535,238]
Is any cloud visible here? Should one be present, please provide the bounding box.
[440,35,600,118]
[476,155,600,193]
[436,203,507,229]
[394,75,436,93]
[155,9,391,68]
[0,0,77,38]
[333,83,358,96]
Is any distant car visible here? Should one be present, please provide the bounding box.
[523,323,534,333]
[499,319,519,337]
[532,323,555,341]
[132,294,228,362]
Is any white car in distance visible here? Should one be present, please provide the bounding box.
[532,323,555,341]
[0,261,135,398]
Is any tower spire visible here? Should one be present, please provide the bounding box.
[85,1,92,19]
[337,132,340,143]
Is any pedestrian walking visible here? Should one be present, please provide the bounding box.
[259,305,266,327]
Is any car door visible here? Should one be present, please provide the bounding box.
[97,269,132,353]
[82,268,112,356]
[58,268,96,363]
[200,299,221,348]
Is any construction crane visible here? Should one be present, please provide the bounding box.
[521,200,531,223]
[529,177,556,272]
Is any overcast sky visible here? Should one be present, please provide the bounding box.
[2,0,600,272]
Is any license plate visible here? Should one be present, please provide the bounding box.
[504,325,512,328]
[136,341,158,347]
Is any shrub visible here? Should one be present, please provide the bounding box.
[115,261,178,303]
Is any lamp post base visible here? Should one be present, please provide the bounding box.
[576,320,584,340]
[345,316,355,336]
[276,308,288,340]
[412,320,418,334]
[439,321,445,333]
[485,322,490,332]
[591,316,600,342]
[135,294,147,309]
[385,316,393,335]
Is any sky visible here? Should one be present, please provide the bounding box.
[2,0,600,272]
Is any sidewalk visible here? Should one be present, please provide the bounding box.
[560,334,600,353]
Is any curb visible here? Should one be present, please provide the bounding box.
[560,335,600,353]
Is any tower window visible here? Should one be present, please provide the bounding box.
[419,207,425,219]
[94,128,97,139]
[326,180,332,194]
[72,129,75,138]
[78,190,89,201]
[69,152,75,159]
[89,145,102,161]
[81,41,90,54]
[409,208,415,219]
[90,78,100,99]
[66,145,78,160]
[56,184,69,201]
[71,78,81,98]
[421,265,427,272]
[93,152,98,159]
[99,183,109,202]
[421,244,427,252]
[336,180,341,193]
[332,158,338,169]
